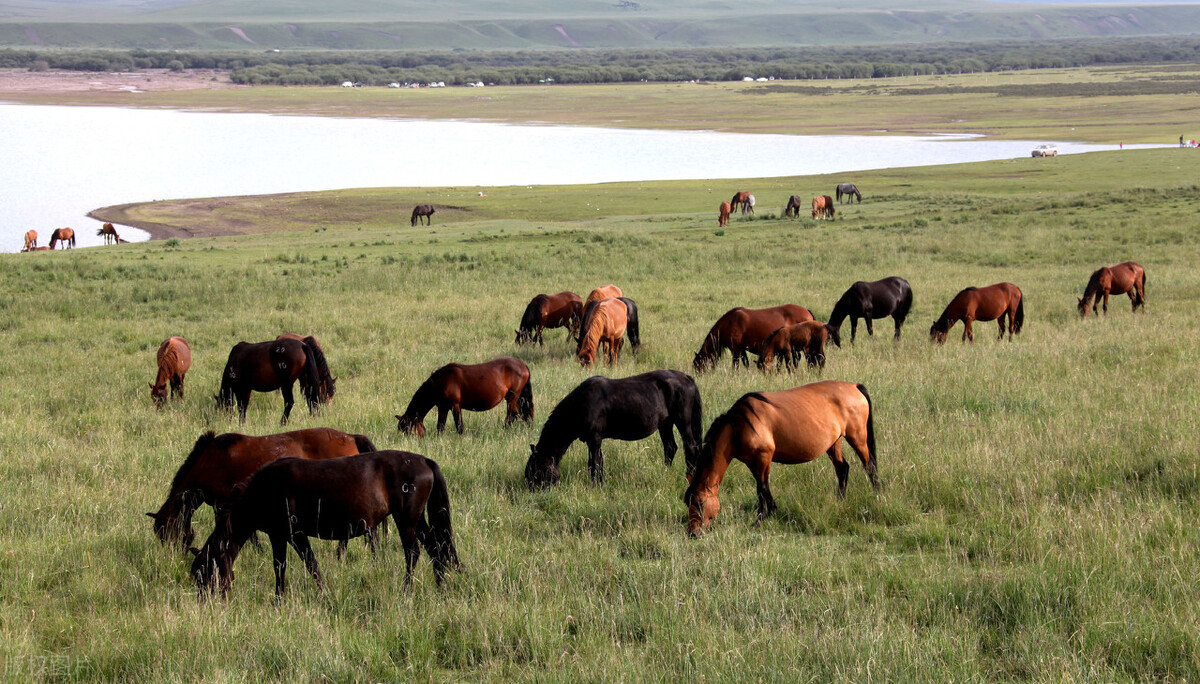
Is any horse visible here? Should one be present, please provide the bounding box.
[148,428,378,551]
[22,230,36,251]
[215,338,321,425]
[576,298,627,367]
[276,333,336,403]
[811,196,835,220]
[756,321,841,372]
[730,191,752,214]
[718,201,731,227]
[682,381,879,538]
[693,304,814,372]
[783,195,805,219]
[836,183,862,203]
[411,204,436,226]
[741,194,756,215]
[49,227,75,249]
[828,276,914,343]
[190,450,460,600]
[395,356,533,437]
[97,222,120,245]
[524,370,702,488]
[150,336,191,408]
[515,291,583,345]
[1078,261,1146,317]
[583,284,623,311]
[577,296,640,354]
[930,282,1024,344]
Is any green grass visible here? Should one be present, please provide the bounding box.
[2,146,1200,679]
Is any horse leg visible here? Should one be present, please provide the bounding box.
[452,405,465,434]
[748,457,776,522]
[864,315,875,338]
[171,375,184,400]
[336,538,348,561]
[963,318,974,343]
[659,424,678,466]
[893,315,903,340]
[586,437,605,485]
[289,534,325,593]
[1102,291,1110,315]
[279,383,295,425]
[398,522,421,588]
[237,390,251,424]
[828,443,851,499]
[504,390,518,427]
[270,534,289,599]
[849,318,858,344]
[436,407,449,434]
[845,428,880,490]
[997,315,1007,341]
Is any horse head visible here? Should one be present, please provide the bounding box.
[1076,297,1090,318]
[824,324,842,348]
[683,482,718,539]
[150,382,169,408]
[395,413,426,438]
[524,444,560,490]
[929,321,949,344]
[692,351,715,374]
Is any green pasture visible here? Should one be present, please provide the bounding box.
[2,145,1200,679]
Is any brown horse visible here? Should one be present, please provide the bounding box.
[930,282,1024,343]
[730,191,752,214]
[683,381,879,538]
[577,298,628,367]
[97,222,120,245]
[276,333,336,403]
[49,227,75,249]
[22,230,36,251]
[216,338,321,424]
[584,284,623,311]
[757,321,841,372]
[783,195,805,218]
[718,201,731,227]
[148,428,378,550]
[811,196,835,220]
[150,336,192,408]
[411,204,436,226]
[396,356,533,436]
[1078,261,1146,317]
[515,291,583,345]
[693,304,814,372]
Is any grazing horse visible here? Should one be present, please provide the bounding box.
[693,304,814,372]
[97,222,120,245]
[411,204,436,226]
[741,194,756,215]
[216,338,321,425]
[578,296,640,353]
[584,284,623,311]
[525,370,703,488]
[148,428,378,550]
[577,298,628,367]
[783,195,805,219]
[190,450,460,599]
[1078,261,1146,317]
[930,282,1024,344]
[22,230,36,251]
[276,333,336,404]
[836,183,862,203]
[718,201,731,227]
[515,291,583,345]
[811,196,835,219]
[683,381,879,537]
[730,191,752,214]
[150,336,192,408]
[757,321,841,372]
[49,227,75,249]
[396,357,533,437]
[828,276,914,343]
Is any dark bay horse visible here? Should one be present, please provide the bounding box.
[718,201,731,227]
[191,450,460,599]
[577,298,627,367]
[683,381,878,537]
[524,370,702,488]
[730,191,752,214]
[578,296,640,354]
[757,321,841,372]
[828,276,914,343]
[411,204,436,226]
[1078,261,1145,317]
[277,333,336,403]
[693,304,814,372]
[930,282,1024,344]
[22,230,36,251]
[783,195,805,219]
[515,291,583,345]
[836,183,862,203]
[396,356,533,436]
[49,227,75,249]
[150,336,191,408]
[148,428,377,550]
[216,338,321,424]
[98,222,120,244]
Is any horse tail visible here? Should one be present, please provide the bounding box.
[354,434,378,454]
[1139,268,1147,306]
[622,298,640,352]
[856,383,877,469]
[302,336,334,402]
[518,377,534,422]
[299,342,322,412]
[1014,290,1025,335]
[421,458,461,578]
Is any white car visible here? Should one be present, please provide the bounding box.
[1031,144,1058,157]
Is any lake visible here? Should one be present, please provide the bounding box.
[0,103,1152,252]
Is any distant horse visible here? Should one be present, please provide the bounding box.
[693,304,814,372]
[22,230,36,251]
[191,450,460,599]
[577,298,628,367]
[683,381,879,537]
[525,370,703,488]
[730,191,752,214]
[836,183,862,203]
[783,195,805,218]
[49,227,75,249]
[150,336,192,408]
[276,333,336,404]
[812,196,835,220]
[1078,261,1145,317]
[930,282,1024,343]
[97,222,120,245]
[828,276,913,343]
[515,291,583,345]
[578,296,640,353]
[148,428,378,550]
[757,321,841,372]
[396,356,533,437]
[718,201,731,227]
[216,338,321,424]
[584,284,623,310]
[741,194,756,215]
[411,204,436,226]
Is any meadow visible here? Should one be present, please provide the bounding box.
[2,140,1199,680]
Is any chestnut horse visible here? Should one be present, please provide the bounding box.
[683,381,879,537]
[930,282,1024,343]
[584,284,623,311]
[216,338,321,424]
[49,227,75,249]
[411,204,436,226]
[693,304,814,372]
[783,195,804,218]
[22,230,36,251]
[577,298,628,367]
[730,191,752,214]
[191,450,460,599]
[1078,261,1145,317]
[756,321,841,372]
[150,336,191,408]
[718,201,731,227]
[811,196,835,220]
[515,291,583,345]
[396,356,533,436]
[97,222,120,244]
[577,296,640,354]
[148,428,378,550]
[276,333,336,403]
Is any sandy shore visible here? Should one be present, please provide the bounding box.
[0,68,241,94]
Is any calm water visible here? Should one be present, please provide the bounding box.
[0,103,1153,251]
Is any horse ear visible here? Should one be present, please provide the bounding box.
[146,512,160,520]
[187,547,201,557]
[394,414,402,421]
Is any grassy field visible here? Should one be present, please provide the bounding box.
[2,142,1200,679]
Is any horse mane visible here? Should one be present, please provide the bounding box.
[168,431,228,493]
[403,364,457,417]
[519,295,547,331]
[535,380,594,459]
[1082,268,1105,300]
[578,302,611,361]
[157,338,183,370]
[685,392,774,499]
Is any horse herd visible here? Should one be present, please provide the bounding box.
[147,261,1145,601]
[726,184,861,225]
[19,223,127,252]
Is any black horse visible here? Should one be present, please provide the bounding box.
[827,276,913,343]
[836,183,862,203]
[524,370,702,488]
[216,338,321,425]
[782,195,805,218]
[577,296,640,354]
[411,204,436,226]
